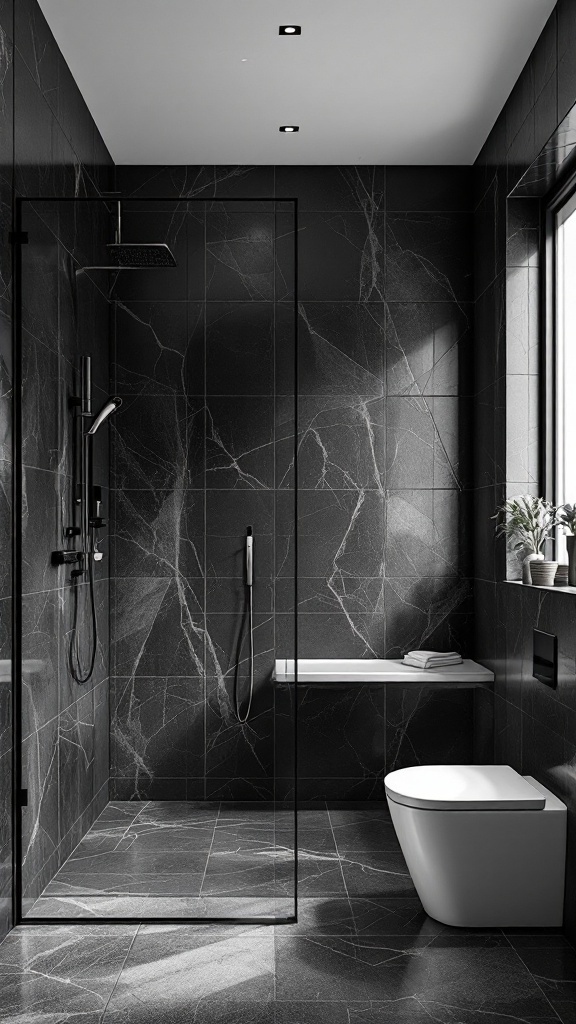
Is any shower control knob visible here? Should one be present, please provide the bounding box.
[93,551,104,562]
[89,517,107,529]
[52,550,81,566]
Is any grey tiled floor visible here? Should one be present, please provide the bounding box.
[25,800,416,917]
[26,800,302,918]
[3,801,574,1023]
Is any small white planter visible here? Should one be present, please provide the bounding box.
[522,552,544,584]
[529,561,558,587]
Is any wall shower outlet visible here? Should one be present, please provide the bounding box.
[533,629,558,688]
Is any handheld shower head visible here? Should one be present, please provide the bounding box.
[86,396,122,436]
[246,526,253,587]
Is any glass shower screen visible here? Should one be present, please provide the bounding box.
[16,196,297,923]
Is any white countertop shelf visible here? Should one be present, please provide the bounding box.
[274,658,494,685]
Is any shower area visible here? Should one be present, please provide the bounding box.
[16,195,298,921]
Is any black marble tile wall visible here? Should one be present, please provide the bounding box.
[109,199,291,802]
[0,0,114,930]
[19,236,113,906]
[112,164,475,801]
[473,2,576,941]
[18,199,114,909]
[273,681,476,803]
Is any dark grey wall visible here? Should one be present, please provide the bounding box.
[0,0,113,928]
[111,165,476,801]
[473,0,576,941]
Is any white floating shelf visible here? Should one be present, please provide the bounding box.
[274,658,494,684]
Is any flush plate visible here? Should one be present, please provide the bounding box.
[533,628,558,688]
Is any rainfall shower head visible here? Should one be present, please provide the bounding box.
[76,200,177,272]
[86,396,123,436]
[107,202,176,267]
[106,243,177,268]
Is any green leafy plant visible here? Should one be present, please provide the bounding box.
[559,503,576,536]
[492,495,560,553]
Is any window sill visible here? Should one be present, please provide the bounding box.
[505,579,576,595]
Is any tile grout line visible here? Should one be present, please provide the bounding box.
[503,941,565,1024]
[197,801,221,902]
[98,922,142,1022]
[325,801,352,915]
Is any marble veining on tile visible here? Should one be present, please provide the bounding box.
[104,166,476,801]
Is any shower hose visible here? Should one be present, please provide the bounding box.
[234,583,254,723]
[234,528,255,723]
[69,545,98,685]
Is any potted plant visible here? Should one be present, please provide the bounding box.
[559,503,576,586]
[493,495,560,584]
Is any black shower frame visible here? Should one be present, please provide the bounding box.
[12,194,299,927]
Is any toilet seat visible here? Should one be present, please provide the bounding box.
[385,764,546,810]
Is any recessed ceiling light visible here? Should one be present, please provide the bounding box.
[241,58,248,61]
[279,25,301,35]
[279,126,299,132]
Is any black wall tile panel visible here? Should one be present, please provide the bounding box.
[386,212,473,302]
[275,166,385,213]
[111,164,475,802]
[386,685,473,772]
[114,301,205,397]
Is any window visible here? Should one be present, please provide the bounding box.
[550,188,576,561]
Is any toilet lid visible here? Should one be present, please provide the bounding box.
[384,765,546,810]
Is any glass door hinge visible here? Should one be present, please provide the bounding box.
[20,789,28,807]
[9,231,29,244]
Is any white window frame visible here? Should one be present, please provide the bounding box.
[554,191,576,562]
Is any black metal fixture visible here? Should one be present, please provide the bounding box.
[279,126,299,132]
[533,628,558,688]
[60,356,122,684]
[233,527,255,724]
[77,200,177,272]
[279,25,301,34]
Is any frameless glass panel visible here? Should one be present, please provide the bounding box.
[18,197,297,922]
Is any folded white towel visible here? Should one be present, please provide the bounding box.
[406,650,461,663]
[403,655,463,669]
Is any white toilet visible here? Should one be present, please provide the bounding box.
[384,764,566,928]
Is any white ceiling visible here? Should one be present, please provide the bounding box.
[39,0,556,165]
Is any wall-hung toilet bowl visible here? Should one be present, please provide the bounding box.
[384,764,566,928]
